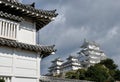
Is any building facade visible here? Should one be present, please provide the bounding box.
[0,0,57,82]
[61,56,82,73]
[49,56,82,76]
[78,39,107,68]
[48,58,64,76]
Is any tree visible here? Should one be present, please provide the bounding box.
[65,58,120,81]
[0,79,5,82]
[85,64,109,82]
[114,69,120,81]
[106,76,115,82]
[100,58,120,81]
[100,58,118,70]
[65,71,77,79]
[76,69,86,80]
[109,69,116,78]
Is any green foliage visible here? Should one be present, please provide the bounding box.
[76,69,86,80]
[106,76,115,82]
[0,79,5,82]
[100,58,120,81]
[109,69,116,77]
[65,71,78,79]
[85,64,109,82]
[114,69,120,80]
[100,58,118,70]
[65,58,120,81]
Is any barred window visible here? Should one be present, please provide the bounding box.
[0,18,19,40]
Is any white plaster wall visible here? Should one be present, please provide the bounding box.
[57,70,60,74]
[90,60,96,63]
[15,49,37,77]
[0,47,13,75]
[72,66,80,70]
[71,58,77,61]
[17,20,36,45]
[56,61,63,65]
[0,46,40,82]
[15,78,37,82]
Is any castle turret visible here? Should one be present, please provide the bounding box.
[48,56,82,76]
[48,58,64,76]
[0,0,58,82]
[78,39,107,68]
[61,55,82,73]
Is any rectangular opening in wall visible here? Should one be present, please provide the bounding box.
[0,18,19,40]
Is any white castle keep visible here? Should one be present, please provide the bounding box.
[78,39,107,68]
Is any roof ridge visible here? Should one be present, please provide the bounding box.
[0,0,58,17]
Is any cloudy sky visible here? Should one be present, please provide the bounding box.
[21,0,120,75]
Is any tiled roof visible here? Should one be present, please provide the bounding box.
[0,0,58,31]
[0,37,56,58]
[0,0,58,17]
[81,48,103,53]
[81,40,99,48]
[67,55,77,60]
[0,11,24,22]
[52,57,64,63]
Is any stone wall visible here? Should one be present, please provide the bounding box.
[40,76,93,82]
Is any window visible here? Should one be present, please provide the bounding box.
[0,18,19,40]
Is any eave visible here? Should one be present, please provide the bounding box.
[0,0,58,31]
[0,0,58,17]
[0,11,24,22]
[0,37,56,58]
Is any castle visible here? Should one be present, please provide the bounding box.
[48,40,107,76]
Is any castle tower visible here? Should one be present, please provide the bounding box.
[48,58,64,76]
[78,39,107,68]
[48,56,82,77]
[0,0,58,82]
[61,55,82,73]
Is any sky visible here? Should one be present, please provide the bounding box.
[21,0,120,75]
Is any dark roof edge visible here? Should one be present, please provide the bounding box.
[0,0,58,17]
[0,11,24,22]
[0,37,56,58]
